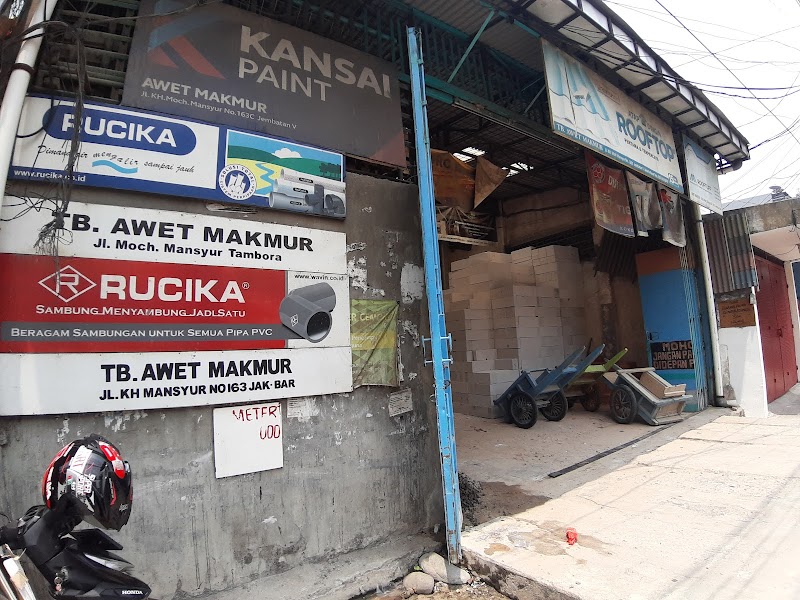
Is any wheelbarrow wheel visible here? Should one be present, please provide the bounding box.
[509,392,537,429]
[610,384,638,424]
[580,386,602,412]
[541,392,568,422]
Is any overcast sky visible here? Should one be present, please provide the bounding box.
[606,0,800,203]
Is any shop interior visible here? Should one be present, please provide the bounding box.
[424,95,713,524]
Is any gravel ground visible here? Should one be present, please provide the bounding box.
[421,581,509,599]
[367,579,509,600]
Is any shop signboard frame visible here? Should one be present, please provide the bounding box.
[0,201,353,415]
[542,40,683,193]
[10,96,348,218]
[121,0,405,167]
[683,134,723,215]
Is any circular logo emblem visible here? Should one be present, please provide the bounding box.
[219,164,257,201]
[590,162,606,184]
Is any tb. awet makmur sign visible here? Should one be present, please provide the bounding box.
[11,96,347,217]
[0,202,353,415]
[542,40,683,193]
[121,0,405,166]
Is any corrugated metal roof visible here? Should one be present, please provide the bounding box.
[724,192,798,211]
[723,193,772,211]
[703,217,734,294]
[404,0,543,71]
[427,97,585,199]
[522,0,749,166]
[703,212,758,293]
[403,0,750,168]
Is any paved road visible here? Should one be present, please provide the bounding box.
[462,413,800,600]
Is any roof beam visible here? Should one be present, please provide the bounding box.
[447,9,496,83]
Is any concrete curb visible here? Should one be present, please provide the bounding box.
[463,547,582,600]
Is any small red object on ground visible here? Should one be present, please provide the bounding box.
[566,527,578,545]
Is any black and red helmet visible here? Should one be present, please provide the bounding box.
[42,434,132,531]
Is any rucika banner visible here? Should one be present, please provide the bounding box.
[11,96,347,217]
[121,0,405,166]
[0,201,353,415]
[0,254,350,353]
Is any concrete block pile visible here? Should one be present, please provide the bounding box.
[445,246,588,418]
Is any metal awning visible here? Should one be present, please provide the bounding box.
[402,0,750,171]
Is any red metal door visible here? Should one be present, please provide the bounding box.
[755,256,797,402]
[756,258,780,402]
[773,262,798,396]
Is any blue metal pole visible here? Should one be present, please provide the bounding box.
[406,26,463,564]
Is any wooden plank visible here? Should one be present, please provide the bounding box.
[438,234,495,246]
[640,371,686,399]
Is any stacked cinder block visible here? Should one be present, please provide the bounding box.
[445,247,588,418]
[445,253,517,418]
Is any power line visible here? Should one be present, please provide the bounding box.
[557,22,800,96]
[672,23,800,69]
[652,0,800,152]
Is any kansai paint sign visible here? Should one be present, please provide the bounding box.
[0,201,352,415]
[10,96,347,217]
[542,40,683,192]
[121,0,404,167]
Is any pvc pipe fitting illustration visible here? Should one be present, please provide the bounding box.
[279,283,337,342]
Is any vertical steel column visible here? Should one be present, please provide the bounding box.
[407,26,462,564]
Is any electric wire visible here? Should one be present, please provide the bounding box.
[645,1,800,199]
[556,22,800,98]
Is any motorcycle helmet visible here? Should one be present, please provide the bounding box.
[42,434,133,530]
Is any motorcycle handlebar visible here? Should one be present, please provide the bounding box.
[0,523,21,549]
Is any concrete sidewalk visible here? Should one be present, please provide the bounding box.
[461,414,800,600]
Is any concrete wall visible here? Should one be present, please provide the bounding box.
[0,174,443,599]
[717,290,769,418]
[740,197,800,234]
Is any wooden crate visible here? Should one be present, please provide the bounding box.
[639,371,686,399]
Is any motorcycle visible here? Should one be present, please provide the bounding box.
[0,435,152,599]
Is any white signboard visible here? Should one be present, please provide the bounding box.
[0,201,353,415]
[0,201,347,273]
[213,402,283,478]
[542,40,683,192]
[0,347,352,415]
[683,135,723,214]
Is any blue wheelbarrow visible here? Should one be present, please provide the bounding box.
[493,345,606,429]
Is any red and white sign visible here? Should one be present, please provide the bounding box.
[0,254,349,353]
[0,200,352,415]
[213,402,283,478]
